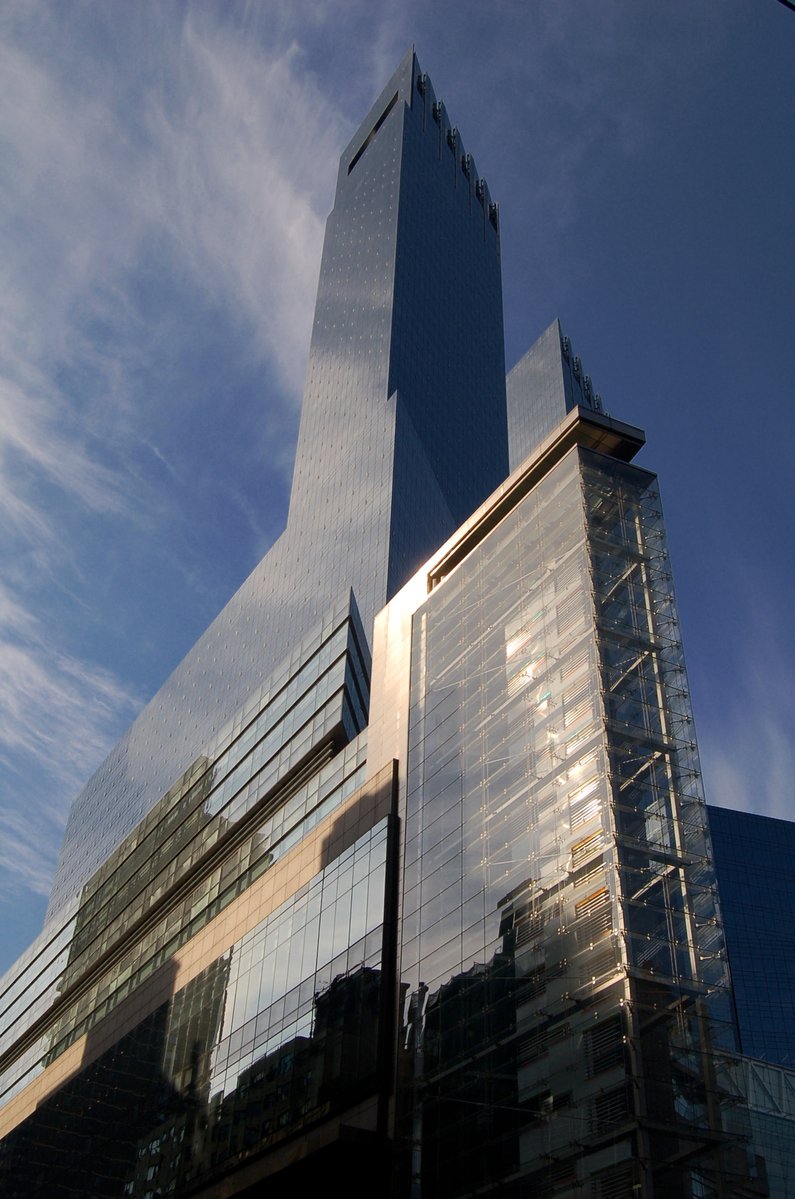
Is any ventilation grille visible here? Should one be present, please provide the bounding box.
[591,1086,631,1133]
[585,1015,625,1078]
[571,830,605,869]
[516,911,544,947]
[519,1022,570,1064]
[592,1161,637,1199]
[576,887,613,945]
[523,1159,578,1197]
[578,944,618,987]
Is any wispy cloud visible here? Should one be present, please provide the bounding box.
[140,14,343,397]
[0,2,348,924]
[0,363,122,540]
[0,581,142,898]
[0,2,343,440]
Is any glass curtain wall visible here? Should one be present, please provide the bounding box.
[400,446,759,1198]
[0,793,395,1199]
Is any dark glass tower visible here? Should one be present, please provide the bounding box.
[705,806,795,1197]
[0,51,783,1199]
[708,806,795,1068]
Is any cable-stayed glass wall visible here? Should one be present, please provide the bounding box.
[400,446,760,1198]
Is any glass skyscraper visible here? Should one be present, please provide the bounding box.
[0,50,786,1199]
[707,806,795,1070]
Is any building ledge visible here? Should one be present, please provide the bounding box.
[428,407,646,591]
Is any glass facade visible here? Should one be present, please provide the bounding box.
[0,776,397,1198]
[396,443,760,1197]
[722,1054,795,1199]
[46,47,508,929]
[708,806,795,1069]
[0,597,370,1111]
[703,811,795,1197]
[0,48,785,1199]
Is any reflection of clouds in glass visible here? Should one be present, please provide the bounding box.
[51,581,371,925]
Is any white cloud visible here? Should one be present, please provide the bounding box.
[139,16,343,398]
[0,581,142,898]
[0,3,343,427]
[0,3,349,917]
[0,365,122,535]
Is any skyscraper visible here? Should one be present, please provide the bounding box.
[0,50,784,1199]
[706,806,795,1196]
[45,47,508,927]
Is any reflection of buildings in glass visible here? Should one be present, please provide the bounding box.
[125,963,383,1195]
[0,957,384,1198]
[409,901,522,1198]
[0,805,393,1199]
[123,952,231,1197]
[0,47,790,1199]
[206,964,383,1168]
[395,436,765,1196]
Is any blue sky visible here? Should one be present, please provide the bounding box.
[0,0,792,977]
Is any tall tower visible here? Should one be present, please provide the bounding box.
[45,48,508,922]
[287,50,508,611]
